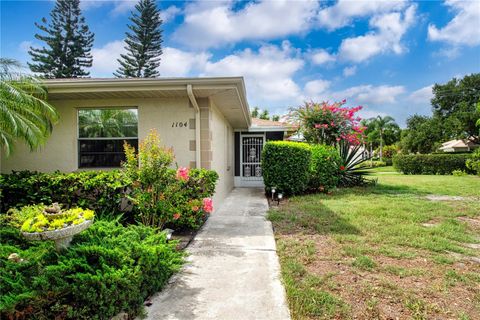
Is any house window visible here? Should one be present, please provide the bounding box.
[78,108,138,168]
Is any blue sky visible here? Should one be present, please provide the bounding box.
[1,0,479,126]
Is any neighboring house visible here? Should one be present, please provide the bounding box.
[0,77,290,207]
[439,138,479,153]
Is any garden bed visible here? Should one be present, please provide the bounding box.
[0,221,184,319]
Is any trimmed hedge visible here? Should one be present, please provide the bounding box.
[393,153,472,175]
[0,169,218,229]
[309,144,341,191]
[0,221,184,319]
[262,141,311,195]
[0,170,128,216]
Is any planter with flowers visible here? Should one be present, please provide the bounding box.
[18,203,95,250]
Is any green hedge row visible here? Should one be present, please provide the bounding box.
[0,221,184,319]
[393,153,472,175]
[261,141,341,195]
[0,169,218,229]
[0,170,128,217]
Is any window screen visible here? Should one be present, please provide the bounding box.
[78,108,138,168]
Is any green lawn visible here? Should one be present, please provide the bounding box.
[269,167,480,320]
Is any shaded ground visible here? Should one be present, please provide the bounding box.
[269,167,480,320]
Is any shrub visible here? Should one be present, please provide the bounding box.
[309,144,341,191]
[357,160,387,168]
[466,149,480,175]
[262,141,311,195]
[0,170,218,231]
[123,130,218,229]
[0,170,129,218]
[338,141,372,187]
[393,153,472,175]
[0,220,184,319]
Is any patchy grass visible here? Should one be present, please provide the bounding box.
[269,168,480,319]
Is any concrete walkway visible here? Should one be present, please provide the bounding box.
[143,188,290,320]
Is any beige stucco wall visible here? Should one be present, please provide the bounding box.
[210,100,234,207]
[0,95,237,210]
[0,97,196,172]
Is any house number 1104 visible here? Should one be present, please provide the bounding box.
[172,121,188,128]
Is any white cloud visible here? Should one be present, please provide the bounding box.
[408,85,433,104]
[80,0,136,14]
[158,47,210,77]
[428,0,480,46]
[201,41,304,102]
[304,79,331,96]
[343,66,357,77]
[90,40,125,77]
[306,84,405,106]
[161,5,181,23]
[338,4,416,62]
[309,49,336,65]
[317,0,408,30]
[173,0,319,48]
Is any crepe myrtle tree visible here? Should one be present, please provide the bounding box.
[289,100,366,146]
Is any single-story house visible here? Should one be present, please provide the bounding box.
[439,138,479,153]
[0,77,291,207]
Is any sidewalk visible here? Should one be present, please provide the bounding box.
[143,188,291,320]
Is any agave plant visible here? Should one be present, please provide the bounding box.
[337,141,372,187]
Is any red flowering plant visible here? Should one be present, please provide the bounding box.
[289,100,366,146]
[123,130,218,230]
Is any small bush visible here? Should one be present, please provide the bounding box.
[309,145,341,191]
[357,160,387,168]
[0,221,184,319]
[466,149,480,175]
[122,131,218,229]
[393,153,472,175]
[262,141,311,195]
[452,170,467,176]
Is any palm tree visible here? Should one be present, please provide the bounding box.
[369,115,399,161]
[0,58,59,156]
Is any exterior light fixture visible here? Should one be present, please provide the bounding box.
[277,193,283,205]
[271,187,276,202]
[164,228,174,241]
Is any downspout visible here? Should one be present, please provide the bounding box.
[187,84,201,168]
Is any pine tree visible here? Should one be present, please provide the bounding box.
[28,0,94,78]
[115,0,163,78]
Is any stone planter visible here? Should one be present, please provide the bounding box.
[22,219,93,251]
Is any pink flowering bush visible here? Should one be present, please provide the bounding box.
[289,100,366,145]
[123,130,218,230]
[176,167,189,181]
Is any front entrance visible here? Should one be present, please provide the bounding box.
[238,134,264,187]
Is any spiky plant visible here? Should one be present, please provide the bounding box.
[337,141,372,187]
[0,58,59,156]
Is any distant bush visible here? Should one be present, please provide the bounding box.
[0,220,184,319]
[466,149,480,175]
[309,144,341,191]
[357,160,387,168]
[262,141,311,195]
[393,154,472,175]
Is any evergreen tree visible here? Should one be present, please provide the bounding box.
[28,0,94,78]
[115,0,163,78]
